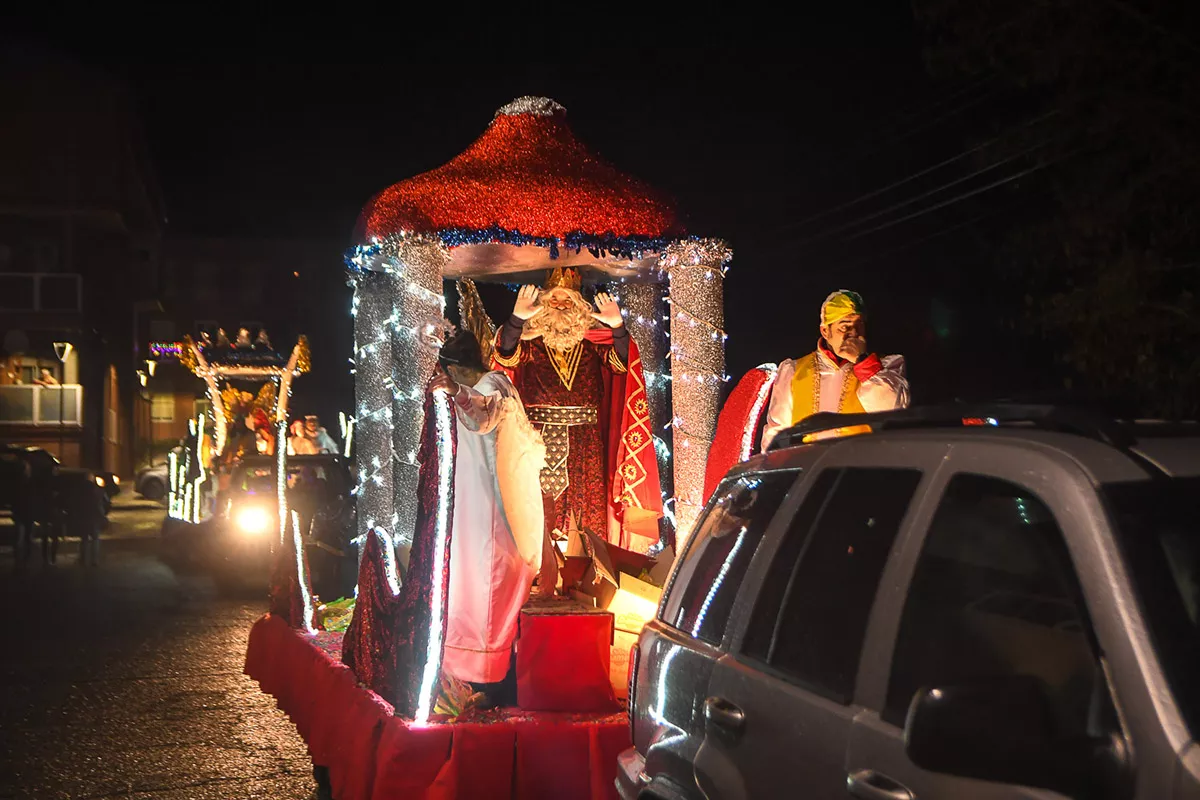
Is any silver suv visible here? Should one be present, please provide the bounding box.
[617,406,1200,800]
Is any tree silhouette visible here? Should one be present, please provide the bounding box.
[915,0,1200,416]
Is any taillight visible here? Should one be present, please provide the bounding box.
[627,643,640,741]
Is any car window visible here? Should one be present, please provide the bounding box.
[661,471,797,645]
[742,469,842,659]
[742,468,922,704]
[884,474,1107,733]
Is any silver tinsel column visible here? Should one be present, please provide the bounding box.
[663,239,731,542]
[383,236,449,564]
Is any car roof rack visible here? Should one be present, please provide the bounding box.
[767,403,1137,452]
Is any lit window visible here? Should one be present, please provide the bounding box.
[151,394,175,422]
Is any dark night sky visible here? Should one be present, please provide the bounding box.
[6,10,1040,417]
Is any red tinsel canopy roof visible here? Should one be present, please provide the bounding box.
[356,97,683,243]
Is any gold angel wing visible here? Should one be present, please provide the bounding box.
[220,384,242,423]
[254,382,279,424]
[457,278,497,367]
[294,335,312,374]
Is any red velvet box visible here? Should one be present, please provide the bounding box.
[515,600,618,712]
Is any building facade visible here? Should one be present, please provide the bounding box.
[0,50,165,475]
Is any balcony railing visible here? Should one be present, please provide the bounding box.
[0,385,83,426]
[0,273,83,312]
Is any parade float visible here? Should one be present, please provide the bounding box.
[243,97,731,800]
[165,327,311,525]
[161,329,357,594]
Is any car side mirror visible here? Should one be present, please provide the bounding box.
[904,677,1125,797]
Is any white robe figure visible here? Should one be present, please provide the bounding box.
[443,371,546,684]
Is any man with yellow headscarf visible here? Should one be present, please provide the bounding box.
[761,290,909,449]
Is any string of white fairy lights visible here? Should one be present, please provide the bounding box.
[341,232,730,723]
[346,230,728,570]
[614,283,673,553]
[661,238,731,540]
[566,239,733,546]
[347,233,449,553]
[413,389,455,726]
[291,511,317,634]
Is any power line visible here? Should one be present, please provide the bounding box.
[775,108,1063,236]
[782,30,1188,248]
[832,210,1000,272]
[846,73,996,153]
[837,150,1077,244]
[787,134,1058,248]
[841,82,999,168]
[767,75,1000,212]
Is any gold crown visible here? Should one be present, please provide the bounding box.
[543,267,582,293]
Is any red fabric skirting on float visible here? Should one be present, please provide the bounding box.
[244,615,631,800]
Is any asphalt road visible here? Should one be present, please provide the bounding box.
[0,506,319,799]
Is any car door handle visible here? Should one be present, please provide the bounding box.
[703,696,745,733]
[846,769,913,800]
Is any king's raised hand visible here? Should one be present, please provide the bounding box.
[591,292,623,328]
[512,285,541,321]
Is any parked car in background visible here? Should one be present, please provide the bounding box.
[0,444,110,564]
[618,406,1200,800]
[8,446,119,512]
[135,462,169,501]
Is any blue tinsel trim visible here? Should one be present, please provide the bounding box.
[437,226,558,253]
[199,347,288,367]
[345,227,678,273]
[560,231,674,261]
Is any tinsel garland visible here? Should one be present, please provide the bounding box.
[346,228,675,266]
[268,511,317,633]
[355,98,681,245]
[658,237,733,272]
[194,348,287,367]
[342,528,402,703]
[493,95,566,118]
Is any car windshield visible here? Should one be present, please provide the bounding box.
[235,462,343,496]
[287,464,333,492]
[1103,477,1200,736]
[237,466,275,493]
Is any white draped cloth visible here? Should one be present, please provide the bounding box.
[443,371,546,684]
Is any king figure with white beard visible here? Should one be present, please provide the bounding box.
[493,267,663,554]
